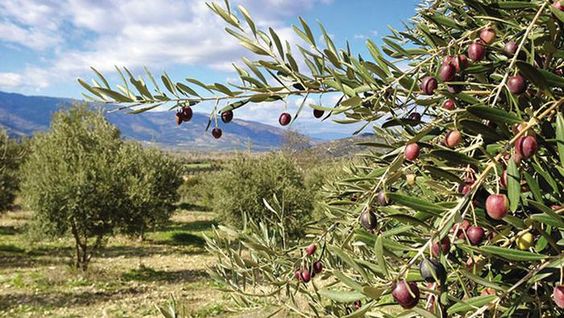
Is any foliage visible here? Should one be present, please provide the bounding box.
[82,0,563,317]
[210,153,313,237]
[20,105,182,270]
[118,142,183,238]
[0,129,25,212]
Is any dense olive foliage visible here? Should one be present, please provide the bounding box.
[20,106,182,270]
[0,129,24,212]
[82,0,564,316]
[210,153,312,237]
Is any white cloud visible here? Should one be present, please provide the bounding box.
[0,72,23,89]
[0,0,333,91]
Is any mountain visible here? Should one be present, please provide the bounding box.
[0,91,286,151]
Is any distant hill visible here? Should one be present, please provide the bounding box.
[0,91,286,151]
[309,132,382,158]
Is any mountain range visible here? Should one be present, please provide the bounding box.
[0,91,292,151]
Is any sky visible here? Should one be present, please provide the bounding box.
[0,0,421,136]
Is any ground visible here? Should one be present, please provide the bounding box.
[0,208,246,318]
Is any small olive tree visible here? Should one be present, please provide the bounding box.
[210,154,313,237]
[81,0,564,316]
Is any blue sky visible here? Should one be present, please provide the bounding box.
[0,0,421,136]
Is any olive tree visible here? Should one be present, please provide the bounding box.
[118,142,183,239]
[81,0,563,316]
[20,105,182,270]
[0,129,24,212]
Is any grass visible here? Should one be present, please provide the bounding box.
[0,208,246,318]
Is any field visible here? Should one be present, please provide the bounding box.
[0,207,244,318]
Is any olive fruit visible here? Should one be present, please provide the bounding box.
[432,237,451,256]
[553,1,564,11]
[408,112,422,122]
[443,99,455,110]
[468,42,486,61]
[305,244,317,256]
[404,143,421,161]
[377,191,390,206]
[221,110,233,123]
[485,194,509,220]
[175,112,183,125]
[360,210,377,231]
[479,27,496,44]
[439,63,456,82]
[516,232,533,250]
[313,109,324,119]
[392,280,420,309]
[420,76,438,95]
[279,112,292,126]
[515,136,538,159]
[504,41,518,57]
[508,75,527,95]
[181,106,193,122]
[301,269,311,283]
[211,128,222,139]
[444,130,462,148]
[313,261,323,274]
[419,258,446,284]
[553,285,564,308]
[467,226,485,245]
[500,170,508,188]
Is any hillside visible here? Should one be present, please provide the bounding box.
[0,91,285,151]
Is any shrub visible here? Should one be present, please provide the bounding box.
[82,0,564,316]
[0,129,24,211]
[210,153,312,236]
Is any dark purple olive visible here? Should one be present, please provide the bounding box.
[377,191,389,206]
[467,226,485,245]
[432,237,450,256]
[507,75,527,95]
[279,112,292,126]
[439,64,456,82]
[420,76,438,95]
[211,128,222,139]
[515,135,538,159]
[468,42,486,62]
[392,280,420,309]
[419,258,446,284]
[175,112,183,126]
[313,109,324,119]
[408,112,421,123]
[360,210,377,231]
[313,261,323,274]
[181,106,193,122]
[221,110,233,123]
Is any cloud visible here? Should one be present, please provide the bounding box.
[0,0,333,91]
[0,73,23,89]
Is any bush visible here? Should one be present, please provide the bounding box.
[210,153,312,236]
[0,129,24,211]
[20,105,182,270]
